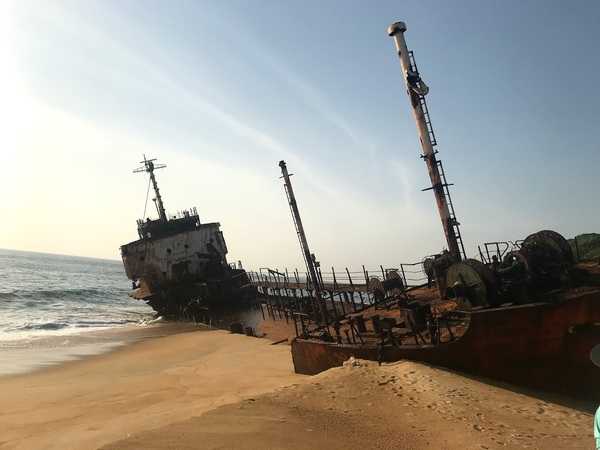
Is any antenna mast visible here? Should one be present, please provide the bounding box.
[134,155,168,222]
[387,21,466,260]
[278,160,328,324]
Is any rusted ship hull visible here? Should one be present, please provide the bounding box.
[291,289,600,400]
[122,223,227,288]
[129,271,254,318]
[121,211,255,317]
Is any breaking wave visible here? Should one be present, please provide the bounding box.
[0,249,154,341]
[0,288,127,302]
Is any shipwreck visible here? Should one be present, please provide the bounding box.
[247,21,600,401]
[120,156,254,318]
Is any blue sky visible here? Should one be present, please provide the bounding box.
[2,0,599,270]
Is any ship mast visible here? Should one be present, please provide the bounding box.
[388,21,466,260]
[279,160,329,324]
[134,155,167,222]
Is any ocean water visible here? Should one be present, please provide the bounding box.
[0,248,154,343]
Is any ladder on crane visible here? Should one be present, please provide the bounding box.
[436,160,467,260]
[408,51,437,147]
[408,51,467,260]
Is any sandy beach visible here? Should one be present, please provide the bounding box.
[0,329,301,450]
[0,329,596,450]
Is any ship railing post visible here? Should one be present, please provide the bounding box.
[284,268,291,314]
[273,269,280,320]
[317,266,325,289]
[274,268,283,321]
[316,266,328,324]
[259,273,272,317]
[266,271,274,319]
[276,272,284,320]
[274,270,281,319]
[332,267,346,318]
[275,270,286,321]
[362,265,371,305]
[342,289,349,316]
[346,268,360,312]
[295,268,303,316]
[306,270,317,322]
[262,272,274,320]
[478,246,486,264]
[327,270,339,322]
[287,268,299,314]
[291,286,299,316]
[277,269,289,324]
[282,269,289,318]
[400,264,408,289]
[303,270,311,315]
[335,267,348,315]
[329,289,337,322]
[293,268,302,315]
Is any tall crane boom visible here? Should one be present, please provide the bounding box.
[388,21,466,260]
[279,160,328,324]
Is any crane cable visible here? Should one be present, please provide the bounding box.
[142,175,152,220]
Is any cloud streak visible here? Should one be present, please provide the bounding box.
[229,19,362,147]
[15,2,346,197]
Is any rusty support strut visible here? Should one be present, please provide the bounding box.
[279,161,329,324]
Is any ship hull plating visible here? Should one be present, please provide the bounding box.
[291,289,600,401]
[121,222,255,318]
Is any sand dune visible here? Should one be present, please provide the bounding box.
[105,359,595,450]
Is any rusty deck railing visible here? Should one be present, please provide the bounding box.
[247,261,430,335]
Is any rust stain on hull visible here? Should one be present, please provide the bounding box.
[291,289,600,400]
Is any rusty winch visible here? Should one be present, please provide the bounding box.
[441,230,574,307]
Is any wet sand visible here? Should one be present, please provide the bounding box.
[0,329,302,450]
[0,322,199,376]
[1,329,596,450]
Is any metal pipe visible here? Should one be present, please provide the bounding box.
[279,160,329,323]
[387,22,463,260]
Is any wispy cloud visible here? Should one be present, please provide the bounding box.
[261,55,361,145]
[234,26,362,147]
[15,2,340,196]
